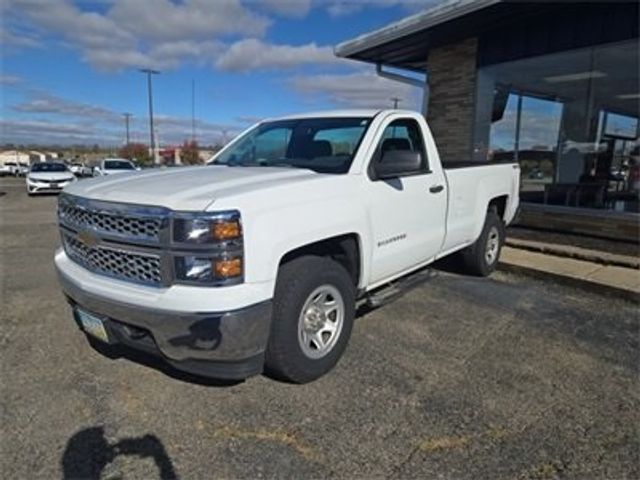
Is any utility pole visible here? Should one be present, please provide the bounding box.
[123,113,132,145]
[191,78,196,143]
[391,97,401,109]
[139,68,160,162]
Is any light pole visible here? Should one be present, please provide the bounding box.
[139,68,160,162]
[191,78,196,143]
[123,113,132,145]
[391,97,401,109]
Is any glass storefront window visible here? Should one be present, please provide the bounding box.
[473,40,639,212]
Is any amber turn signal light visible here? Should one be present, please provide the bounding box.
[212,220,241,240]
[214,258,242,278]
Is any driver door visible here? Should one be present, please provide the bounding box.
[366,116,447,285]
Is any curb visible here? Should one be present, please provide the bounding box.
[505,238,639,270]
[498,260,639,303]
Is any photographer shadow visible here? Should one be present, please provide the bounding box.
[61,426,177,479]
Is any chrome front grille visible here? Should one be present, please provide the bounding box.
[58,194,243,288]
[58,194,168,286]
[63,233,162,286]
[59,197,164,242]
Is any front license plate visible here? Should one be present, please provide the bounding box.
[76,308,109,343]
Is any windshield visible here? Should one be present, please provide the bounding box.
[213,117,372,174]
[104,160,134,170]
[30,163,68,173]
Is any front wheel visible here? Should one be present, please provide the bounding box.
[461,210,505,276]
[265,256,355,383]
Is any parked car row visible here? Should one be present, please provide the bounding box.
[0,162,30,177]
[2,157,140,180]
[22,158,140,196]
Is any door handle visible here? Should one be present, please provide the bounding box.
[429,184,444,193]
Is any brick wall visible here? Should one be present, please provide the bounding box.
[425,37,478,163]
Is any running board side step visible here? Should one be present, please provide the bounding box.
[363,268,437,309]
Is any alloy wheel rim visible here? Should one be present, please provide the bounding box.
[485,226,500,265]
[297,285,344,359]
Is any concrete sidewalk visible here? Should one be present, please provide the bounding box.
[506,237,639,269]
[500,245,639,301]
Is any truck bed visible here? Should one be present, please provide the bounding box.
[441,161,520,253]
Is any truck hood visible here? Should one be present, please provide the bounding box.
[63,165,322,211]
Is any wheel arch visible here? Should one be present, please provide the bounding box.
[278,233,362,289]
[488,194,509,221]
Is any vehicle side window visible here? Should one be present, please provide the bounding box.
[370,118,429,177]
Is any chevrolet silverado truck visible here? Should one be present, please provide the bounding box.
[55,110,519,383]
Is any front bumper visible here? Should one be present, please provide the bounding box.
[57,262,273,380]
[27,180,73,193]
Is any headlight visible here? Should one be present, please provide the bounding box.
[172,210,243,285]
[174,255,243,284]
[172,211,242,244]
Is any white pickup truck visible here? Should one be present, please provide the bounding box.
[55,110,519,383]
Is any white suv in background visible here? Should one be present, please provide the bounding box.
[93,158,139,176]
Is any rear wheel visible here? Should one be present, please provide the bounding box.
[461,210,505,276]
[265,256,355,383]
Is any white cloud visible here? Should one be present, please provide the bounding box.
[6,0,270,71]
[290,71,422,109]
[11,93,119,121]
[2,87,246,146]
[257,0,312,18]
[0,114,244,146]
[0,74,23,86]
[326,0,441,17]
[0,24,42,49]
[0,119,113,144]
[215,38,343,72]
[153,115,242,145]
[4,0,451,73]
[108,0,269,42]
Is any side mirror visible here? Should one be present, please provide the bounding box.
[374,150,422,179]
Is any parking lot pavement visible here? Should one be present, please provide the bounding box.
[1,176,638,479]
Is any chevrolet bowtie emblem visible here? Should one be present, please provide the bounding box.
[77,229,99,248]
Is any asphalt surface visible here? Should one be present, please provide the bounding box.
[1,176,638,479]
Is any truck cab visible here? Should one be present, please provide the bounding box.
[55,110,519,383]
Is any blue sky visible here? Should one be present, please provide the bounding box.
[1,0,438,147]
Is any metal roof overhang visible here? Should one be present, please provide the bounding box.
[335,0,557,72]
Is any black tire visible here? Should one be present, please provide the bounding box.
[265,255,355,383]
[461,210,505,277]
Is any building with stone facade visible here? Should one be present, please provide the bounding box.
[336,0,639,240]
